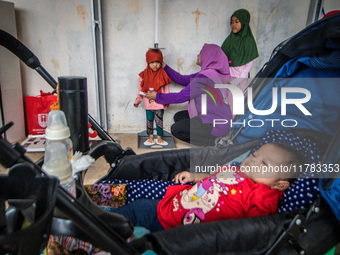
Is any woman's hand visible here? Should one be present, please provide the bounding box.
[146,91,157,101]
[172,171,194,184]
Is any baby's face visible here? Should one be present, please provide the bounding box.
[149,61,161,71]
[240,143,294,186]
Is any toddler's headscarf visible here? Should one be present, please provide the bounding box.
[221,9,259,67]
[139,49,172,93]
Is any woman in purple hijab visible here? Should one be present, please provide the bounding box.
[146,44,232,146]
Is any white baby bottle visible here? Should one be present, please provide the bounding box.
[42,110,75,197]
[44,110,73,160]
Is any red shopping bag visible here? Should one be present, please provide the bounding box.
[25,90,58,135]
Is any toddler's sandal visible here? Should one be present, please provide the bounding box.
[156,140,168,146]
[144,139,155,146]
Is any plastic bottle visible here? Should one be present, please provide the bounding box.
[42,110,76,197]
[44,110,73,161]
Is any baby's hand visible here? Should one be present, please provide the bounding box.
[172,171,193,184]
[134,103,139,108]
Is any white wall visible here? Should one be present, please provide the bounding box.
[323,0,340,14]
[5,0,339,134]
[13,0,98,123]
[100,0,310,133]
[0,1,26,142]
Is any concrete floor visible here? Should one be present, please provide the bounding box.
[0,133,191,185]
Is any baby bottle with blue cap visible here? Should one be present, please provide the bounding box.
[42,110,75,197]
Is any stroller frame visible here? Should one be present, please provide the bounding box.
[1,119,339,254]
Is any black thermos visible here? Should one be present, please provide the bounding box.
[58,76,89,153]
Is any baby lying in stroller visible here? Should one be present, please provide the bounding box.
[102,131,316,232]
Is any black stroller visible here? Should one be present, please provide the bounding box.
[1,12,340,255]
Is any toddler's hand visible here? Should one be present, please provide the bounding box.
[172,171,193,184]
[134,103,139,108]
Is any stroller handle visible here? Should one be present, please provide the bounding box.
[0,29,40,69]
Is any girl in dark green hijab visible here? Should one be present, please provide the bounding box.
[221,9,258,76]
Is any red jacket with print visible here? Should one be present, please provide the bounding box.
[157,167,282,229]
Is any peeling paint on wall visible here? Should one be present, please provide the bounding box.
[117,22,123,30]
[266,3,279,23]
[50,59,60,70]
[177,57,185,73]
[209,12,220,30]
[192,8,207,30]
[76,4,88,23]
[126,0,142,16]
[188,60,198,72]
